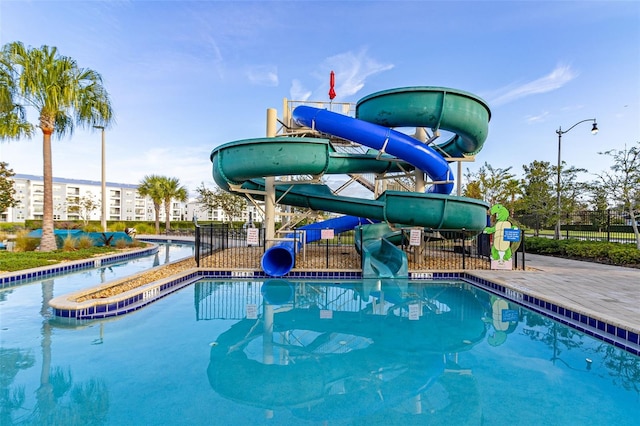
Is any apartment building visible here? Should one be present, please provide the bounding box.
[4,174,280,225]
[4,174,182,223]
[184,199,268,224]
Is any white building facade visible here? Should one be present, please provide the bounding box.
[4,174,282,226]
[4,174,184,223]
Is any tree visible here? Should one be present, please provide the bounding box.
[138,175,164,234]
[195,182,245,224]
[214,188,246,224]
[462,180,482,200]
[0,42,113,251]
[66,193,99,226]
[160,177,188,231]
[597,142,640,249]
[195,182,216,220]
[463,162,521,212]
[0,162,17,215]
[586,181,610,211]
[555,163,591,219]
[0,55,33,140]
[519,160,555,235]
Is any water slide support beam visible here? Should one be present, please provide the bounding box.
[265,108,277,248]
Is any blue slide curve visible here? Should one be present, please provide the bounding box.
[293,106,455,195]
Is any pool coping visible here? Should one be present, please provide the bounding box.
[47,267,640,357]
[0,243,160,289]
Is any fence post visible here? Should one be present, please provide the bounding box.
[607,209,611,242]
[326,231,329,268]
[461,231,466,270]
[521,230,526,270]
[194,221,200,268]
[359,226,364,271]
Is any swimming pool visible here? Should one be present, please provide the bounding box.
[1,277,638,424]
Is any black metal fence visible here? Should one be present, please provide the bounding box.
[516,210,639,244]
[193,224,527,271]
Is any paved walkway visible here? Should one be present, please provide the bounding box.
[470,254,640,335]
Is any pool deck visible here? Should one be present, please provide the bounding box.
[470,253,640,336]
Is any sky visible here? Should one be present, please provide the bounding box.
[1,0,639,200]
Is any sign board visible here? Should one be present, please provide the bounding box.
[501,309,519,322]
[246,228,259,245]
[408,304,420,320]
[491,259,513,270]
[320,309,333,319]
[409,229,422,246]
[321,229,334,240]
[246,304,258,319]
[503,228,521,242]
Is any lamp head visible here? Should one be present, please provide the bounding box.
[591,121,598,135]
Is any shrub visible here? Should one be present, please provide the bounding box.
[77,235,94,250]
[134,223,155,235]
[83,223,103,233]
[0,223,23,233]
[525,237,640,267]
[57,221,81,230]
[110,222,127,232]
[115,238,128,249]
[62,236,77,251]
[14,230,40,252]
[607,245,640,265]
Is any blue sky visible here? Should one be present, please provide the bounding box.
[1,1,639,198]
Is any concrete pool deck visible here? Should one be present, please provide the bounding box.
[470,253,640,337]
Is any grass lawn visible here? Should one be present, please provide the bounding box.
[0,246,136,273]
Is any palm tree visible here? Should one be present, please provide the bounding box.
[0,42,113,251]
[138,175,164,234]
[160,177,188,231]
[0,60,33,140]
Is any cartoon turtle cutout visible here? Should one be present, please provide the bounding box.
[484,204,519,262]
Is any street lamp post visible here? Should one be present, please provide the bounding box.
[555,118,598,239]
[93,126,107,232]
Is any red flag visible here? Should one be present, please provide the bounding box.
[328,70,336,100]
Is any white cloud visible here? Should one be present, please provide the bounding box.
[488,64,578,106]
[525,111,550,123]
[245,65,278,87]
[289,79,312,101]
[288,48,394,102]
[318,48,394,100]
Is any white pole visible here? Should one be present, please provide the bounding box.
[413,127,426,192]
[265,108,277,247]
[94,126,108,232]
[101,128,107,232]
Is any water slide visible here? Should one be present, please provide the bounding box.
[210,87,491,277]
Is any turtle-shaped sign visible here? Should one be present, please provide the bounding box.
[484,203,519,261]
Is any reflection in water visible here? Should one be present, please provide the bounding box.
[485,295,519,347]
[0,242,194,424]
[3,269,639,423]
[32,279,110,425]
[0,348,34,424]
[206,280,488,422]
[199,279,640,423]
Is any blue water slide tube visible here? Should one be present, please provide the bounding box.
[261,215,374,277]
[292,106,455,195]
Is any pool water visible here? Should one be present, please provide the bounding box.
[1,277,639,425]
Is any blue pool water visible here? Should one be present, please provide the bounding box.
[1,276,639,425]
